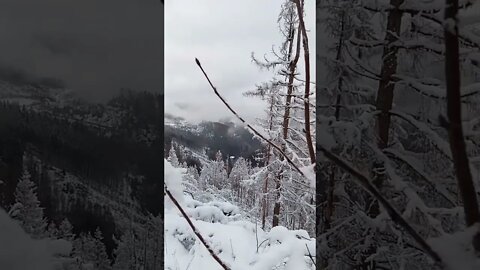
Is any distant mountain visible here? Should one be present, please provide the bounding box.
[0,82,163,257]
[164,115,264,167]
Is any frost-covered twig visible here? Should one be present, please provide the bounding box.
[195,58,308,178]
[317,144,443,264]
[164,185,231,270]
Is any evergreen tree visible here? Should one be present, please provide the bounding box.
[167,144,179,167]
[112,230,137,270]
[10,169,47,239]
[46,221,59,239]
[199,151,227,190]
[186,165,200,180]
[73,232,96,264]
[58,218,75,242]
[228,157,250,202]
[215,150,223,162]
[73,229,111,270]
[93,228,112,270]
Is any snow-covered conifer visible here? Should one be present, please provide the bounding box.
[11,169,47,239]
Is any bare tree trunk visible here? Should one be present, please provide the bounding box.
[324,168,335,231]
[444,0,480,252]
[274,8,302,228]
[282,13,301,142]
[261,173,269,229]
[364,0,404,267]
[324,9,346,234]
[272,172,282,227]
[262,96,275,229]
[370,0,404,216]
[294,0,315,164]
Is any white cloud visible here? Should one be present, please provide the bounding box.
[165,0,315,123]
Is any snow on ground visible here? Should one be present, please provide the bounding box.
[0,208,72,270]
[164,160,316,270]
[428,224,480,270]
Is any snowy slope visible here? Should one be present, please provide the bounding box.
[0,208,71,270]
[164,160,316,270]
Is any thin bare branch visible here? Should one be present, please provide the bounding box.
[165,185,231,270]
[195,58,307,178]
[294,0,316,165]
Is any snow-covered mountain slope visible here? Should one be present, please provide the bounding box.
[0,208,72,270]
[0,80,77,108]
[164,160,316,270]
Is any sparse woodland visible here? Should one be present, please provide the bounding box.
[165,0,317,269]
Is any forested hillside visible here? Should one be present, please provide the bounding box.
[0,86,164,269]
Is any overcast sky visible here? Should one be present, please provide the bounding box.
[165,0,315,123]
[0,0,163,102]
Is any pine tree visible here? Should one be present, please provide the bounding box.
[73,229,111,270]
[228,157,250,202]
[167,144,179,167]
[73,232,96,264]
[215,150,223,162]
[93,228,112,270]
[10,169,47,239]
[186,165,200,180]
[199,151,228,190]
[112,230,137,270]
[58,218,75,242]
[46,221,59,239]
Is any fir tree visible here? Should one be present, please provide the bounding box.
[199,151,227,190]
[228,157,250,201]
[10,169,47,239]
[187,165,200,180]
[73,232,96,264]
[58,218,75,242]
[167,144,179,167]
[93,228,112,270]
[112,230,137,270]
[46,221,59,239]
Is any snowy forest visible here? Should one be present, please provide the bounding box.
[317,0,480,269]
[164,0,316,269]
[0,90,164,269]
[1,0,480,269]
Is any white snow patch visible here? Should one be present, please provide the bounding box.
[164,159,187,210]
[0,208,72,270]
[300,164,316,188]
[459,1,480,27]
[165,197,315,270]
[428,224,480,270]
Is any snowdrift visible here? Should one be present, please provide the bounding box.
[164,159,316,270]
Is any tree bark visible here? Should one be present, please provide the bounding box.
[444,0,480,252]
[365,0,404,267]
[375,0,404,150]
[369,0,404,217]
[262,95,276,229]
[272,172,282,227]
[294,0,316,165]
[274,5,302,228]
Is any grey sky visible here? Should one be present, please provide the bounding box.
[0,0,163,102]
[165,0,315,123]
